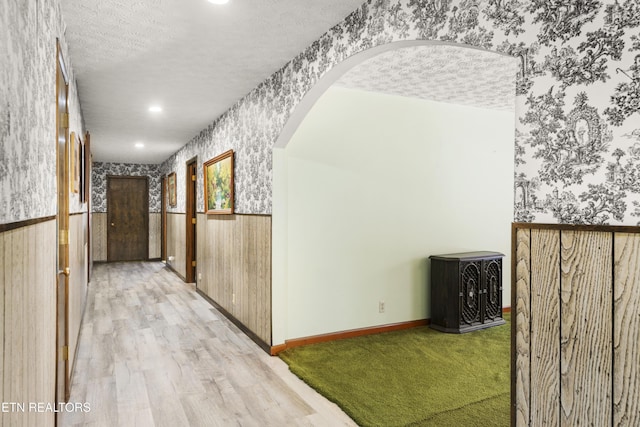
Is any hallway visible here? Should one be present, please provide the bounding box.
[61,262,356,426]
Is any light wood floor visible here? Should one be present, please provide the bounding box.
[61,262,356,427]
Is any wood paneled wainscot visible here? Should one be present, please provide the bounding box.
[512,223,640,426]
[197,214,271,346]
[92,212,161,262]
[166,213,186,279]
[69,213,89,372]
[0,219,57,426]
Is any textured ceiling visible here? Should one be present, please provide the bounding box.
[61,1,518,165]
[335,45,518,111]
[60,0,367,164]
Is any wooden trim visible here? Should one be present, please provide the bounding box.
[513,222,640,233]
[196,289,271,354]
[511,223,518,427]
[0,216,56,233]
[164,261,186,282]
[271,319,430,355]
[161,175,166,261]
[269,306,513,356]
[186,159,197,283]
[196,212,272,217]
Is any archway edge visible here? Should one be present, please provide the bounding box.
[274,39,516,148]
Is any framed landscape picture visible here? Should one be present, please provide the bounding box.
[70,131,79,193]
[168,172,177,207]
[203,150,234,215]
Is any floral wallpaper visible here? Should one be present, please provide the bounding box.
[166,0,640,225]
[92,162,161,213]
[0,0,85,223]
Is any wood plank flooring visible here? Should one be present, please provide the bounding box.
[61,262,356,427]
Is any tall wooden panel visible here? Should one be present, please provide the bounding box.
[69,214,88,374]
[166,213,187,279]
[149,213,162,259]
[514,228,531,426]
[560,231,612,425]
[197,214,271,344]
[514,224,640,426]
[5,227,25,420]
[530,229,560,425]
[613,233,640,427]
[0,227,4,409]
[92,212,107,262]
[0,221,57,426]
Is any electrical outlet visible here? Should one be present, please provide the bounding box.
[379,301,385,313]
[232,293,236,305]
[198,273,202,281]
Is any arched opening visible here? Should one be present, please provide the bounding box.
[272,41,519,344]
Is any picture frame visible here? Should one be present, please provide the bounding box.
[70,131,79,193]
[168,172,177,207]
[203,150,234,215]
[79,137,85,202]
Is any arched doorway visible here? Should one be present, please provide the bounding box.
[271,41,518,344]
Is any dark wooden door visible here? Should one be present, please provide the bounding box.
[186,160,197,283]
[107,176,149,261]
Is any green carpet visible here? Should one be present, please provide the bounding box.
[279,315,510,427]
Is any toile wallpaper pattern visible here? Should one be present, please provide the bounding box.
[0,0,86,223]
[92,162,161,213]
[160,0,640,225]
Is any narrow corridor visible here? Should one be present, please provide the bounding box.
[61,262,355,426]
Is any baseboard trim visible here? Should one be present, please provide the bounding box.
[270,307,512,355]
[271,319,430,355]
[164,262,187,282]
[195,288,271,354]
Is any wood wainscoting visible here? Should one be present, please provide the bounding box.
[196,214,271,346]
[166,213,187,280]
[69,213,89,374]
[512,223,640,426]
[92,212,107,261]
[0,219,57,426]
[92,212,162,262]
[149,213,161,259]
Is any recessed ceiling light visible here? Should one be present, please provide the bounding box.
[208,0,229,4]
[135,142,144,149]
[148,105,162,113]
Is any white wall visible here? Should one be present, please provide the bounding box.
[272,86,514,343]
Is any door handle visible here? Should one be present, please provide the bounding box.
[111,222,115,227]
[58,267,70,276]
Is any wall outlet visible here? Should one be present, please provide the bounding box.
[232,293,236,305]
[168,255,175,262]
[379,301,385,313]
[198,273,202,281]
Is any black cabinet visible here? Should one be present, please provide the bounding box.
[429,251,505,333]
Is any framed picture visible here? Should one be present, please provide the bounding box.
[70,131,79,193]
[79,138,85,202]
[168,172,177,207]
[203,150,234,215]
[83,131,91,204]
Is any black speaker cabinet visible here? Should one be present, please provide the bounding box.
[429,251,506,333]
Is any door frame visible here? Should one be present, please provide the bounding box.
[85,131,92,281]
[186,158,197,283]
[161,175,167,261]
[55,39,70,404]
